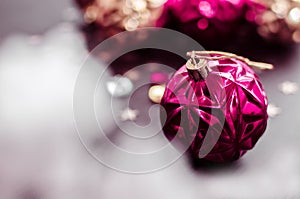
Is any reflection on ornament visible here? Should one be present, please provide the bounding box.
[148,85,166,104]
[198,1,216,18]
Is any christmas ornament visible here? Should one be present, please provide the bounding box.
[158,0,254,47]
[160,51,273,163]
[75,0,167,36]
[250,0,300,43]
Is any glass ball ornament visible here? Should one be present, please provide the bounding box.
[158,0,253,48]
[160,51,272,163]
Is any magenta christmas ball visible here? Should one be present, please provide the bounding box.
[160,51,269,163]
[158,0,260,48]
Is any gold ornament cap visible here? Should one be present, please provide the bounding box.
[186,51,209,81]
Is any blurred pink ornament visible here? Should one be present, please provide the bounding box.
[158,0,253,47]
[160,52,269,163]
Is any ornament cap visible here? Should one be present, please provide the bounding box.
[186,51,209,81]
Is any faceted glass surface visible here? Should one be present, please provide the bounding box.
[160,55,268,163]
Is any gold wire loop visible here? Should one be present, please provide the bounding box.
[186,51,274,70]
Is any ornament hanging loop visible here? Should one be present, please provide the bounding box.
[186,51,274,70]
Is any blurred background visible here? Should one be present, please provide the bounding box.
[0,0,300,198]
